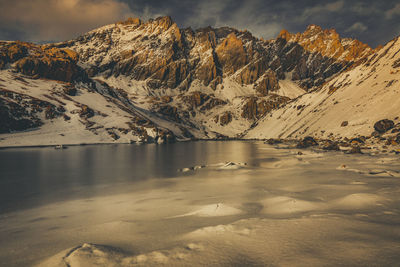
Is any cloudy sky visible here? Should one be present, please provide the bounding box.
[0,0,399,47]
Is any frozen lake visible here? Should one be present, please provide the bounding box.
[0,141,400,266]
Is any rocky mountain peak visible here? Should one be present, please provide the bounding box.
[117,17,142,26]
[277,29,291,40]
[304,24,323,34]
[150,16,175,31]
[278,24,372,62]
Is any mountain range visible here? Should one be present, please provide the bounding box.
[0,16,399,148]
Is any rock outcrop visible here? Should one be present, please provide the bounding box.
[1,41,87,82]
[374,119,395,134]
[56,16,372,94]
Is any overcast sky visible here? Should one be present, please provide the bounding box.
[0,0,399,47]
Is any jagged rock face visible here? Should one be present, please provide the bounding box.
[0,16,380,141]
[215,33,246,75]
[219,111,232,126]
[271,26,373,88]
[241,94,290,120]
[254,70,280,96]
[278,25,372,62]
[0,41,86,82]
[57,16,372,93]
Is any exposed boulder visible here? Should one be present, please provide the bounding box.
[63,85,78,96]
[374,119,395,133]
[79,105,95,119]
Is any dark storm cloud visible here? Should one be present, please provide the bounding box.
[0,0,399,47]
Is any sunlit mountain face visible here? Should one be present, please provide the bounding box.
[1,1,400,267]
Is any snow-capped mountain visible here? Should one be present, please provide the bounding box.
[1,16,394,147]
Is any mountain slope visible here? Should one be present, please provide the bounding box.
[245,36,400,140]
[0,16,387,147]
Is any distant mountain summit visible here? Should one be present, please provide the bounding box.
[0,16,398,148]
[55,16,373,91]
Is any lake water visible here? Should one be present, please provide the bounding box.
[0,141,400,266]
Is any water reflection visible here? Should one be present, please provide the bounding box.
[0,141,259,214]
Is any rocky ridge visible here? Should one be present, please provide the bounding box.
[246,34,400,153]
[0,16,396,148]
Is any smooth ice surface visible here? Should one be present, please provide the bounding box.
[0,141,400,266]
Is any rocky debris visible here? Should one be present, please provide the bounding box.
[264,138,282,145]
[178,92,227,114]
[161,96,173,103]
[219,111,232,126]
[347,146,363,154]
[63,85,77,96]
[0,89,67,133]
[45,105,63,119]
[179,126,195,139]
[374,119,395,134]
[321,140,340,151]
[296,136,318,148]
[199,98,227,112]
[156,104,181,121]
[371,131,381,137]
[79,105,95,119]
[341,121,348,127]
[106,128,120,140]
[181,92,210,109]
[156,129,176,144]
[0,101,41,133]
[349,137,365,146]
[129,125,149,142]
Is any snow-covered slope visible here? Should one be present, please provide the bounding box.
[246,36,400,140]
[0,68,196,147]
[0,16,388,147]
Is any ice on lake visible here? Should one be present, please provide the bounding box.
[0,141,399,266]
